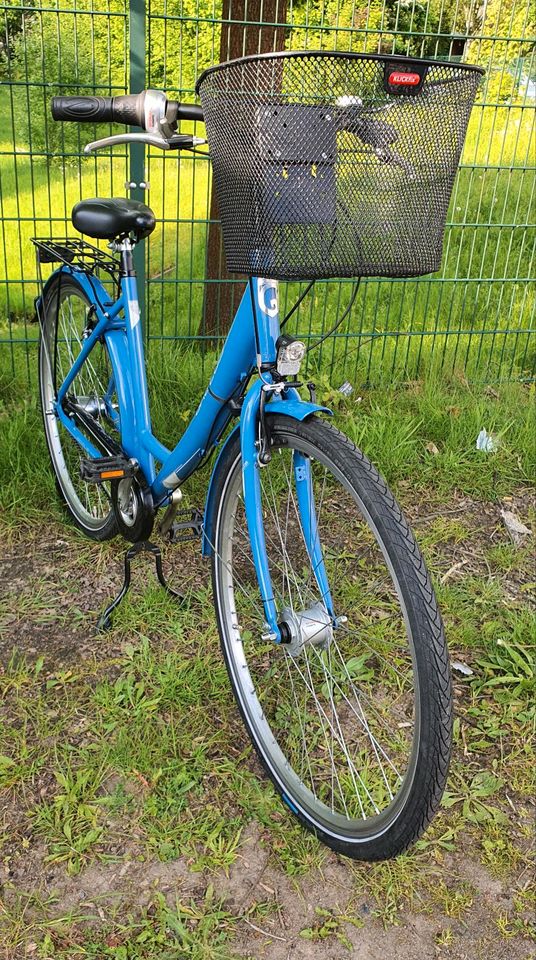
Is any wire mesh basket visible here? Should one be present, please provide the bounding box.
[196,52,483,280]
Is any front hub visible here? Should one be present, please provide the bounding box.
[278,603,333,657]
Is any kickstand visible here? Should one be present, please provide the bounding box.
[97,540,183,631]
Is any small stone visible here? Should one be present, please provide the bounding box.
[500,509,532,546]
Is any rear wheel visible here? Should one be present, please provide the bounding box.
[210,415,452,860]
[38,274,118,540]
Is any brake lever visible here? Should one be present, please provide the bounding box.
[84,132,207,154]
[84,132,171,153]
[167,135,207,150]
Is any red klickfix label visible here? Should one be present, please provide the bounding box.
[389,71,421,86]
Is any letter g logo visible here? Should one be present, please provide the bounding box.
[257,278,279,318]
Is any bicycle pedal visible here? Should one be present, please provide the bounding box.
[168,508,204,543]
[80,455,137,484]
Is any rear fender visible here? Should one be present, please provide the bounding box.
[35,264,110,319]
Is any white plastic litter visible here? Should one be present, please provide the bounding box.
[451,660,474,677]
[476,428,498,452]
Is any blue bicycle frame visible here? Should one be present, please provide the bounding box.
[47,263,334,641]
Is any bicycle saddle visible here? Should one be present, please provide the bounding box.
[71,197,156,242]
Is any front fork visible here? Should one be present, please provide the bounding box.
[239,379,335,642]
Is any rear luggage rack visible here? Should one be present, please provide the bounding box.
[31,238,120,284]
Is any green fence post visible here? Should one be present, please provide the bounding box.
[129,0,146,323]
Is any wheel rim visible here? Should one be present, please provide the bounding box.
[40,285,116,531]
[214,433,421,840]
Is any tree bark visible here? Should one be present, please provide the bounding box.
[202,0,288,337]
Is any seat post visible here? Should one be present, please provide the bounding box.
[116,237,136,278]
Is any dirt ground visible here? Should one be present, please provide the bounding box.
[0,488,534,960]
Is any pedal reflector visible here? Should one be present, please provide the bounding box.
[100,469,126,480]
[80,456,137,484]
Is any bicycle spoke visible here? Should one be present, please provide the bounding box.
[214,430,422,830]
[41,286,115,529]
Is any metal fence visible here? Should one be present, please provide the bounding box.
[0,0,534,388]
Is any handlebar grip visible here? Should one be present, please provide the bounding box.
[51,96,114,122]
[51,93,146,126]
[109,93,146,127]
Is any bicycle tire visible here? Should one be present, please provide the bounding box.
[38,273,118,541]
[210,415,452,860]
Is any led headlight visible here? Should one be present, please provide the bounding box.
[276,334,306,376]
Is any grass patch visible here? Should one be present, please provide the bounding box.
[1,343,534,530]
[0,375,534,955]
[2,886,237,959]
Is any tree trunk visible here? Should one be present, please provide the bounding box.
[202,0,288,338]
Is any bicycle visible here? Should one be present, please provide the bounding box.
[34,51,483,861]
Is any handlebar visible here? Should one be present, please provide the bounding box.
[166,101,204,124]
[51,92,204,128]
[51,91,400,165]
[51,90,205,154]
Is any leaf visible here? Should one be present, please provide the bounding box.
[34,656,45,676]
[498,640,533,677]
[345,654,373,677]
[470,772,503,797]
[426,441,439,455]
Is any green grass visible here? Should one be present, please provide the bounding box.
[2,886,238,959]
[1,337,534,529]
[0,369,534,956]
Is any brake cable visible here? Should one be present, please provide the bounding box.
[280,277,361,352]
[280,280,315,331]
[306,279,360,353]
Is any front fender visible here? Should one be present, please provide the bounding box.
[266,396,332,421]
[202,391,332,557]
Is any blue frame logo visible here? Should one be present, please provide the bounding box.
[256,278,278,318]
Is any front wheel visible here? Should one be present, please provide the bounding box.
[210,416,452,861]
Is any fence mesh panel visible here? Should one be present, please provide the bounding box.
[0,0,534,388]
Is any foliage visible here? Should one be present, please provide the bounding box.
[483,68,520,102]
[476,0,536,66]
[8,12,105,158]
[145,0,223,94]
[1,0,532,165]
